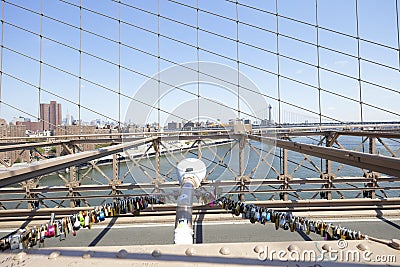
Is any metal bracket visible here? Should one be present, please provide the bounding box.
[22,180,39,193]
[108,179,123,189]
[65,181,80,191]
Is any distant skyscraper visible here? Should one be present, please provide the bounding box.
[40,101,62,131]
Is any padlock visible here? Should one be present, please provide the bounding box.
[46,224,55,238]
[275,214,280,230]
[9,234,20,250]
[271,211,276,223]
[245,205,251,219]
[73,215,81,230]
[266,209,271,221]
[295,219,301,231]
[104,205,109,217]
[305,220,310,235]
[340,228,347,240]
[142,197,148,209]
[78,212,85,227]
[289,214,295,232]
[84,214,90,228]
[242,204,248,214]
[54,222,59,237]
[0,239,8,251]
[99,210,105,221]
[249,206,256,223]
[309,221,316,233]
[320,222,327,237]
[234,202,241,216]
[260,209,266,224]
[59,219,66,241]
[280,214,289,230]
[40,226,45,241]
[127,199,133,213]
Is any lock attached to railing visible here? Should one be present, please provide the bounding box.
[45,213,56,238]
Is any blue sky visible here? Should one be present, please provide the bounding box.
[0,0,399,125]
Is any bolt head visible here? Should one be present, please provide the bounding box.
[48,251,61,260]
[219,247,230,255]
[185,247,195,256]
[116,249,128,258]
[152,249,162,257]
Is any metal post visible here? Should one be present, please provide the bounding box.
[238,134,245,202]
[69,166,76,208]
[112,153,118,181]
[325,134,333,200]
[280,148,289,201]
[111,154,120,197]
[368,137,376,199]
[153,139,160,183]
[197,140,202,160]
[174,182,194,244]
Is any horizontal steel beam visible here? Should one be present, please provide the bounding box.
[0,137,157,188]
[1,198,399,218]
[336,131,400,139]
[0,177,398,195]
[249,135,400,177]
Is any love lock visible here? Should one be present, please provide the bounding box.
[260,209,266,224]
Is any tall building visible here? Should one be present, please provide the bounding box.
[40,101,62,131]
[0,120,30,164]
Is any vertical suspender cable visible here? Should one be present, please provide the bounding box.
[396,0,400,71]
[0,1,4,116]
[275,0,281,125]
[38,0,43,129]
[355,0,363,124]
[78,0,82,129]
[236,0,240,119]
[355,0,364,153]
[316,0,323,170]
[157,0,161,131]
[118,0,121,129]
[315,0,322,126]
[196,0,200,129]
[276,0,282,174]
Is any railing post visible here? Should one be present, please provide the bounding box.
[69,166,77,208]
[153,139,160,183]
[364,137,377,199]
[279,148,289,201]
[323,133,334,200]
[238,134,245,202]
[197,139,202,160]
[111,153,121,197]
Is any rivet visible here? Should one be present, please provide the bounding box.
[356,243,369,251]
[322,244,332,251]
[116,249,128,258]
[219,247,230,255]
[288,244,300,252]
[82,251,94,259]
[253,245,264,253]
[48,251,61,259]
[152,249,162,257]
[13,251,27,261]
[185,248,195,256]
